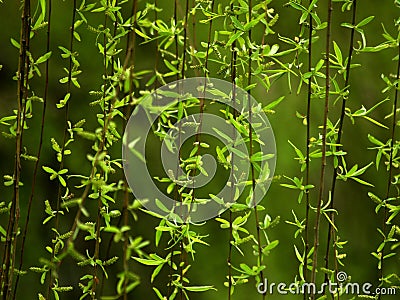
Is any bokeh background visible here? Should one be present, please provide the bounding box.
[0,0,399,299]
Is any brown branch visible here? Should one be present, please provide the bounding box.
[324,0,357,294]
[46,0,77,297]
[378,22,400,298]
[13,0,53,298]
[303,1,313,296]
[1,1,31,299]
[310,0,333,298]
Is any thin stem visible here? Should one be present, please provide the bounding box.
[91,9,110,298]
[47,0,76,297]
[190,0,200,77]
[13,0,52,298]
[310,0,332,298]
[1,1,31,298]
[189,0,214,213]
[324,0,357,292]
[121,190,130,300]
[98,0,121,294]
[174,0,179,81]
[179,2,190,299]
[62,0,138,266]
[247,0,265,299]
[91,195,103,298]
[378,28,400,296]
[304,0,313,294]
[120,3,135,298]
[154,0,160,90]
[167,0,180,297]
[181,0,190,80]
[228,4,236,298]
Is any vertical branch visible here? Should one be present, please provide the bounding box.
[63,0,137,255]
[1,0,31,298]
[190,0,214,211]
[324,0,357,288]
[121,186,130,300]
[226,1,243,297]
[379,29,400,292]
[91,193,103,298]
[247,0,265,299]
[167,0,190,298]
[174,0,179,82]
[167,1,181,297]
[228,3,236,298]
[47,0,77,297]
[191,0,199,77]
[121,5,136,298]
[303,0,313,293]
[127,0,138,113]
[194,0,214,178]
[154,0,160,90]
[310,0,332,297]
[91,7,110,297]
[179,2,190,299]
[13,0,53,298]
[181,0,190,80]
[98,0,136,297]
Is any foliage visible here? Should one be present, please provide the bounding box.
[0,0,399,299]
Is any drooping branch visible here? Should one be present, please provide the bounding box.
[324,0,357,290]
[310,0,333,298]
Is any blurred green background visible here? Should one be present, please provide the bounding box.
[0,0,399,299]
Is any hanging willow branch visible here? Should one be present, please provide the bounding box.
[378,23,400,296]
[310,0,333,298]
[14,0,52,299]
[1,0,31,299]
[46,0,77,297]
[324,0,357,289]
[228,3,236,297]
[303,0,313,294]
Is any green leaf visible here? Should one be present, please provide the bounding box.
[42,166,57,175]
[368,134,384,146]
[36,52,52,64]
[10,38,20,49]
[288,140,304,161]
[58,175,66,187]
[356,15,374,27]
[128,139,146,163]
[133,257,163,266]
[239,263,254,275]
[135,28,151,40]
[294,245,304,263]
[164,59,179,74]
[226,31,243,47]
[155,198,170,213]
[213,128,232,143]
[227,146,247,159]
[56,93,71,109]
[332,41,342,65]
[263,96,284,111]
[151,264,164,283]
[230,16,244,31]
[251,152,274,162]
[243,13,265,31]
[264,240,279,252]
[73,31,81,42]
[153,287,165,300]
[351,177,374,187]
[183,285,216,292]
